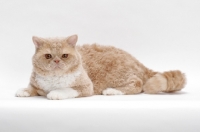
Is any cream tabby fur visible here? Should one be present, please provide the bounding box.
[16,35,186,100]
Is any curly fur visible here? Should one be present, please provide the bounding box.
[16,35,186,99]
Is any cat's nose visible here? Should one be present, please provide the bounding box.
[54,60,60,64]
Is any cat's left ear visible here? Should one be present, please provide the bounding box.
[32,36,44,48]
[66,35,78,47]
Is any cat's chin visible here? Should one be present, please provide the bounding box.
[50,68,67,75]
[45,70,67,76]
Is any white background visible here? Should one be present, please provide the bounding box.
[1,1,200,132]
[0,0,200,90]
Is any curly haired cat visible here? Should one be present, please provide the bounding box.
[16,35,186,100]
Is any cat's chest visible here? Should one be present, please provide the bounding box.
[35,71,81,92]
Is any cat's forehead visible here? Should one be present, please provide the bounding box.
[49,42,62,48]
[40,38,74,54]
[46,38,66,47]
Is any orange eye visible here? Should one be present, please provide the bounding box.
[45,54,52,59]
[62,54,68,58]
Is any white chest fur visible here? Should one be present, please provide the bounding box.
[35,71,81,92]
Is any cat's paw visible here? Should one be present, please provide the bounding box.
[47,88,79,100]
[15,89,31,97]
[102,88,124,95]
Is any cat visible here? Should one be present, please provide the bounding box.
[16,35,186,100]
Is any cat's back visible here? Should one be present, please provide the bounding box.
[77,44,132,59]
[77,44,136,69]
[77,44,147,72]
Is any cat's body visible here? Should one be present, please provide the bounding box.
[78,44,153,95]
[16,35,186,100]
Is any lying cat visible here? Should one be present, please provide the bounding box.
[16,35,186,100]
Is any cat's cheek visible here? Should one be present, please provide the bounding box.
[47,88,79,100]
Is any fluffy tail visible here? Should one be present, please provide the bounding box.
[143,70,186,94]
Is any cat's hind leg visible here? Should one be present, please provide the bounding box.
[102,76,143,95]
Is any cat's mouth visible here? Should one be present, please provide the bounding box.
[52,64,66,70]
[44,63,65,71]
[53,65,62,70]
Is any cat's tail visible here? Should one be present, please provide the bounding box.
[143,70,186,94]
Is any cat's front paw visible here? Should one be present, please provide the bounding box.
[47,88,79,100]
[16,89,31,97]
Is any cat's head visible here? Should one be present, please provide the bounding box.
[32,35,81,76]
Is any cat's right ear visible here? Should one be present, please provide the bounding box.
[32,36,44,48]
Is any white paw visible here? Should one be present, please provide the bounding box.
[102,88,124,95]
[47,88,79,100]
[16,89,30,97]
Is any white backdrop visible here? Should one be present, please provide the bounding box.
[0,0,199,90]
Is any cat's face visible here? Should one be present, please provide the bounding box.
[32,35,81,76]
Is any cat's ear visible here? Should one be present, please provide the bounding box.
[66,35,78,47]
[32,36,44,48]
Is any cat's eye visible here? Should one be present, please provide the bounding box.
[62,54,68,58]
[45,54,52,59]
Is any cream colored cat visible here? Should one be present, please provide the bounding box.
[16,35,186,100]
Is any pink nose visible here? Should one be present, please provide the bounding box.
[54,60,60,63]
